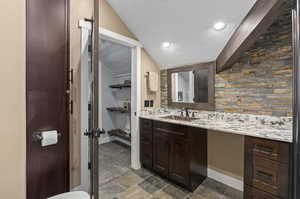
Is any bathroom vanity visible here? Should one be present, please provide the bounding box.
[140,118,207,191]
[140,51,293,197]
[139,110,293,198]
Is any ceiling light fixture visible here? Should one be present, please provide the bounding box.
[162,42,171,48]
[214,22,226,30]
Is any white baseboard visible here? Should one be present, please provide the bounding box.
[113,136,131,146]
[131,161,141,170]
[99,135,114,144]
[207,168,244,192]
[99,136,132,146]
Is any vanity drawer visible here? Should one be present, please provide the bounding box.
[154,121,188,139]
[140,118,153,130]
[244,185,280,199]
[245,136,290,164]
[245,155,289,198]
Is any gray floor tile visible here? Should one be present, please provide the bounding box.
[201,178,227,195]
[162,184,190,199]
[99,141,131,186]
[132,168,154,179]
[222,186,243,199]
[138,175,167,194]
[115,171,143,188]
[99,142,243,199]
[100,181,126,199]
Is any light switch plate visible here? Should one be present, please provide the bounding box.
[150,100,154,107]
[144,100,150,107]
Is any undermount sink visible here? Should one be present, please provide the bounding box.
[160,115,197,122]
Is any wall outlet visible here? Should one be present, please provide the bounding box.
[144,100,150,107]
[150,100,154,107]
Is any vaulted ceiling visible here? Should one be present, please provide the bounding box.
[100,39,131,75]
[106,0,257,69]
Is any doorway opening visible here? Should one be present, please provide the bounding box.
[99,38,132,185]
[79,20,142,194]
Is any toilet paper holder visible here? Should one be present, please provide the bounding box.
[32,131,62,142]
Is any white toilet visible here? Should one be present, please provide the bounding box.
[48,191,90,199]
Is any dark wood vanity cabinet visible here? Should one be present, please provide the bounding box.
[140,118,207,191]
[153,129,170,176]
[169,136,190,186]
[244,136,292,199]
[140,118,153,169]
[244,185,281,199]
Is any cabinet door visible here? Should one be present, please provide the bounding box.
[245,155,289,198]
[140,119,153,168]
[140,118,153,132]
[169,136,190,186]
[140,133,153,169]
[153,130,169,176]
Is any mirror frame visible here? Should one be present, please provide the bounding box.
[167,61,215,110]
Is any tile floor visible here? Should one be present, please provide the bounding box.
[99,141,243,199]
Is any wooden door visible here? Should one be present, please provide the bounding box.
[153,130,169,176]
[169,136,189,186]
[26,0,69,198]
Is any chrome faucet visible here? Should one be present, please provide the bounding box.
[178,109,184,117]
[184,107,190,118]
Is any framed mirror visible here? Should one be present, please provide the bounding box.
[167,62,215,110]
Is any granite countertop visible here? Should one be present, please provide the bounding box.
[140,109,293,143]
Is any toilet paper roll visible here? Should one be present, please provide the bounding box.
[41,130,58,147]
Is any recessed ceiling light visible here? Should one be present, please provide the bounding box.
[162,42,171,48]
[214,22,226,30]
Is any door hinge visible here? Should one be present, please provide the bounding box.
[69,100,73,114]
[88,44,92,53]
[69,69,74,84]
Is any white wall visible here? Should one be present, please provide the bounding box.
[101,63,118,139]
[101,64,131,139]
[113,74,131,133]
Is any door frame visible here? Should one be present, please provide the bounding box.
[79,20,143,191]
[293,1,300,198]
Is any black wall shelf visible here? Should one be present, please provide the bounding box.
[109,84,131,89]
[106,107,130,113]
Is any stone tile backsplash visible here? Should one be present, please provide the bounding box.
[160,0,293,117]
